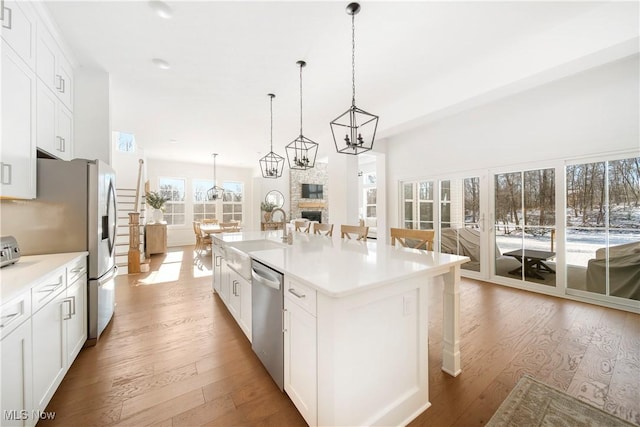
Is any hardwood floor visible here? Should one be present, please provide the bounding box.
[41,246,639,426]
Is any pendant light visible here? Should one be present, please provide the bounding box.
[259,93,285,178]
[206,153,224,200]
[286,60,318,170]
[330,2,378,155]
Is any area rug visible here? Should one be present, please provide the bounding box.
[487,375,635,426]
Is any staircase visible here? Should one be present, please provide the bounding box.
[115,187,146,275]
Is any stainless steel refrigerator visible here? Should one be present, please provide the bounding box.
[35,158,117,344]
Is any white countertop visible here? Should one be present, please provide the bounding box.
[215,232,469,297]
[0,252,88,303]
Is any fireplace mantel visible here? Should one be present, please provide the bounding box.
[298,201,326,209]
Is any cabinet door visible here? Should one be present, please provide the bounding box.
[228,270,241,322]
[212,249,222,293]
[1,42,36,199]
[219,260,230,304]
[56,105,73,160]
[0,318,34,427]
[239,276,252,342]
[31,290,66,412]
[36,81,57,156]
[0,0,35,69]
[35,23,57,93]
[66,276,87,364]
[284,299,317,426]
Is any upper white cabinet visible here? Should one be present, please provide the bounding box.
[36,81,73,160]
[1,0,36,69]
[36,22,73,112]
[1,41,36,199]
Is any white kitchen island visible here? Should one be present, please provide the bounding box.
[213,231,468,426]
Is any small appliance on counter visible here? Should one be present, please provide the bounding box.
[0,235,21,267]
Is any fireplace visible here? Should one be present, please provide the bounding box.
[301,211,321,223]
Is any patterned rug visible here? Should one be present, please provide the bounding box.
[487,375,635,426]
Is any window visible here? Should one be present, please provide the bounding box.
[222,181,243,223]
[494,168,556,286]
[362,171,377,218]
[401,180,434,230]
[115,132,135,153]
[159,177,185,225]
[193,179,216,222]
[566,157,640,300]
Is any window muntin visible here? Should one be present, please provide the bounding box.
[193,179,216,222]
[222,181,243,223]
[159,177,185,225]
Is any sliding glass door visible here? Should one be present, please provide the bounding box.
[493,168,557,287]
[566,157,640,302]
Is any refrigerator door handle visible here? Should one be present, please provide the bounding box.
[106,180,117,256]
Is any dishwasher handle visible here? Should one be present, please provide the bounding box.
[251,267,280,290]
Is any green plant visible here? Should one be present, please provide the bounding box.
[261,201,277,212]
[146,191,169,210]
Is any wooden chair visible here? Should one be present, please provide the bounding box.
[340,224,369,241]
[313,223,334,237]
[390,228,434,251]
[220,222,239,232]
[294,220,311,233]
[202,218,218,225]
[193,221,202,251]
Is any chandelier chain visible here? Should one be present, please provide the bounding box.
[351,11,356,106]
[270,95,273,152]
[299,63,304,136]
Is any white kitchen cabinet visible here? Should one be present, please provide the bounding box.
[1,40,36,199]
[219,259,230,304]
[31,274,67,413]
[228,270,241,321]
[0,0,36,70]
[239,276,252,342]
[65,266,87,363]
[212,245,224,294]
[284,283,317,427]
[36,73,73,160]
[36,22,72,111]
[0,318,34,427]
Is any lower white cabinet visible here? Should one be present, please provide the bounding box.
[284,289,317,426]
[228,270,241,321]
[0,318,34,427]
[219,260,230,304]
[65,273,87,363]
[31,285,67,412]
[239,276,252,342]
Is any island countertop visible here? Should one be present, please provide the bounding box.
[214,231,469,298]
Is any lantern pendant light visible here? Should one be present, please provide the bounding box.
[330,2,379,155]
[286,60,318,170]
[259,94,285,178]
[207,153,225,200]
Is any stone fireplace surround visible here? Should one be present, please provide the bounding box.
[290,163,328,224]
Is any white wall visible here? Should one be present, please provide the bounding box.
[146,158,255,247]
[73,68,111,164]
[385,54,640,228]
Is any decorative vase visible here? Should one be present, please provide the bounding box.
[152,208,164,223]
[264,211,272,223]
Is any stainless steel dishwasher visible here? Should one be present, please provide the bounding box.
[251,259,285,391]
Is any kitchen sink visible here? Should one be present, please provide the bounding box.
[225,239,286,281]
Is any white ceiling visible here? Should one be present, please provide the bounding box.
[44,1,637,169]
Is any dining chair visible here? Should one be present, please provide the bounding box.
[340,224,369,241]
[192,221,203,252]
[390,228,435,251]
[313,223,334,237]
[202,218,218,225]
[294,220,311,233]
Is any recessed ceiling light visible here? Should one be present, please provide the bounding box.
[149,1,173,19]
[152,58,170,70]
[169,139,178,144]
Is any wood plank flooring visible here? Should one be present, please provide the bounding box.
[40,246,639,426]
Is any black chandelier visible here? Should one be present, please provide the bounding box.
[330,2,378,155]
[286,60,318,170]
[259,94,285,179]
[206,153,225,200]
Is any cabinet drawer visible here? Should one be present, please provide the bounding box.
[0,291,31,339]
[66,257,86,285]
[31,269,65,313]
[285,278,316,316]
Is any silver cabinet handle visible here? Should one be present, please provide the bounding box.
[61,137,66,152]
[69,295,76,315]
[2,3,11,30]
[61,77,66,93]
[288,288,306,299]
[56,136,63,152]
[1,162,11,185]
[282,308,287,333]
[215,255,221,267]
[63,298,73,320]
[0,312,19,328]
[56,75,63,91]
[71,267,86,274]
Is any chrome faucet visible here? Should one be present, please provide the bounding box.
[271,208,287,242]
